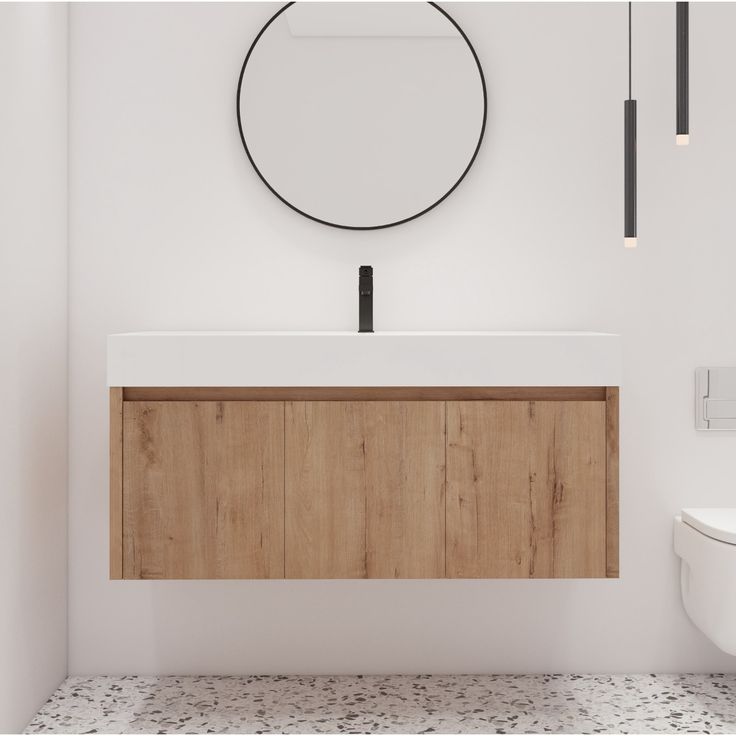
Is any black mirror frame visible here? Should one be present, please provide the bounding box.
[236,1,488,231]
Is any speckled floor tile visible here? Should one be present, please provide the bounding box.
[24,674,736,734]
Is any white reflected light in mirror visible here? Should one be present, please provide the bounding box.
[238,2,486,229]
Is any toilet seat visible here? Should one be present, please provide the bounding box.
[682,508,736,545]
[674,509,736,656]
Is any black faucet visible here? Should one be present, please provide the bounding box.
[358,265,373,333]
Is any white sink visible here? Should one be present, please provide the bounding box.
[107,331,621,387]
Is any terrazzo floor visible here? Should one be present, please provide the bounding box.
[25,674,736,734]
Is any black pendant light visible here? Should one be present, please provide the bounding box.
[676,2,689,145]
[624,2,637,248]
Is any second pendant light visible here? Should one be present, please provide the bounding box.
[676,2,689,145]
[624,2,637,248]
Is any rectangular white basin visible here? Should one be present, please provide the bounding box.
[107,331,621,387]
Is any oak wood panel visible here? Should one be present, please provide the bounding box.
[124,387,606,402]
[122,401,284,579]
[446,401,607,578]
[110,388,123,579]
[285,401,445,579]
[606,387,620,578]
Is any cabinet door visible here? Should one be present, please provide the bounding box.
[446,401,606,578]
[123,401,284,579]
[285,401,445,579]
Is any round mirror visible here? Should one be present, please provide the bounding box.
[237,2,487,230]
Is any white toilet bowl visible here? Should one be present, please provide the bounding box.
[674,508,736,655]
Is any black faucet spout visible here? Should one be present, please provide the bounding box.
[358,265,373,333]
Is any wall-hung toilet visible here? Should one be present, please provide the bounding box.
[674,508,736,655]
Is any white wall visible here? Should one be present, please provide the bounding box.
[0,4,68,731]
[69,2,736,675]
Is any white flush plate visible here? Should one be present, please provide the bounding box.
[696,367,736,430]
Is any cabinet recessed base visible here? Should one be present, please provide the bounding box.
[110,387,619,580]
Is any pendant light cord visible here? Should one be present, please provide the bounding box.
[628,1,632,99]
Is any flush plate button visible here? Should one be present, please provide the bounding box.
[696,367,736,430]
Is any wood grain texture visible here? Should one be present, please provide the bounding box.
[285,401,445,579]
[109,388,123,579]
[124,387,606,402]
[122,401,284,579]
[606,387,620,578]
[446,401,607,578]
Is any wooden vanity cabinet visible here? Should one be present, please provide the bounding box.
[110,387,618,580]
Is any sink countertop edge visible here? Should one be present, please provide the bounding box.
[107,332,622,388]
